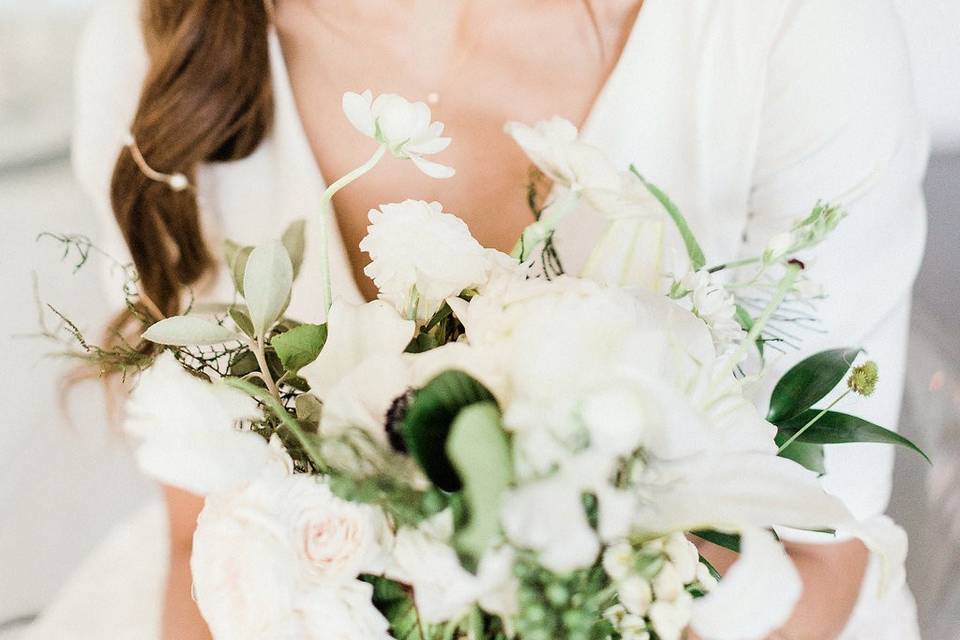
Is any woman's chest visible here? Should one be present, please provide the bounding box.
[274,1,644,298]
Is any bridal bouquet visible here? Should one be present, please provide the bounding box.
[72,91,926,640]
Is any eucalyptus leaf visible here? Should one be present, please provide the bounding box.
[767,348,862,424]
[294,393,323,427]
[229,307,255,337]
[401,370,496,492]
[271,323,327,374]
[281,219,307,279]
[630,166,706,270]
[776,410,930,463]
[224,240,253,296]
[243,241,294,338]
[142,315,241,346]
[447,402,512,573]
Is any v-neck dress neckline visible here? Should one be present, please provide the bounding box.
[263,1,652,305]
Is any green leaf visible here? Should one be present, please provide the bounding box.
[630,166,706,270]
[775,431,826,474]
[776,410,930,463]
[243,241,294,338]
[142,315,241,346]
[224,240,253,296]
[295,393,323,427]
[767,348,862,424]
[691,530,741,553]
[446,402,512,573]
[271,323,327,374]
[401,371,496,492]
[229,307,255,337]
[362,575,440,640]
[281,219,307,279]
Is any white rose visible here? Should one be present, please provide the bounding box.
[389,511,517,623]
[193,469,391,637]
[125,352,269,495]
[360,200,493,322]
[342,90,454,178]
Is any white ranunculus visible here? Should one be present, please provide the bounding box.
[124,352,269,495]
[389,511,517,623]
[500,474,599,572]
[360,200,493,322]
[193,467,393,638]
[342,90,454,178]
[504,117,619,193]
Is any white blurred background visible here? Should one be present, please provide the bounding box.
[0,0,957,637]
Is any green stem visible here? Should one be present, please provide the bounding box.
[777,390,851,455]
[318,144,387,311]
[730,262,801,363]
[510,190,580,261]
[252,336,280,400]
[707,255,763,273]
[224,376,329,473]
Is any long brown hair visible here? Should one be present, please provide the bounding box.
[107,0,273,341]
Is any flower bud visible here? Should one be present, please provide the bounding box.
[848,361,879,396]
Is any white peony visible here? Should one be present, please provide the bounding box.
[124,352,269,495]
[389,511,517,623]
[342,90,454,178]
[192,464,393,639]
[360,200,493,322]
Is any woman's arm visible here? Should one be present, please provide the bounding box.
[162,486,212,640]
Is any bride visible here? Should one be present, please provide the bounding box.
[49,0,926,638]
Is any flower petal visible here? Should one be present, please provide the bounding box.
[409,154,456,178]
[341,91,376,137]
[690,527,802,640]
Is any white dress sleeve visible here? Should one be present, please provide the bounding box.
[745,0,929,536]
[72,0,149,304]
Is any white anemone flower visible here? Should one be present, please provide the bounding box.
[342,90,454,178]
[360,200,493,322]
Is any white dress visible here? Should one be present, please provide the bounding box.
[29,0,928,637]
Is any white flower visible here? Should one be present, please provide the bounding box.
[602,542,635,581]
[193,468,392,639]
[651,561,685,602]
[504,117,619,193]
[604,605,651,640]
[342,90,454,178]
[763,231,795,263]
[124,352,269,495]
[500,474,599,572]
[360,200,493,322]
[389,511,517,622]
[301,581,394,640]
[300,300,414,448]
[664,533,700,584]
[618,575,653,617]
[649,593,693,640]
[678,269,744,352]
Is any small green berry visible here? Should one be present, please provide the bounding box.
[848,361,879,396]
